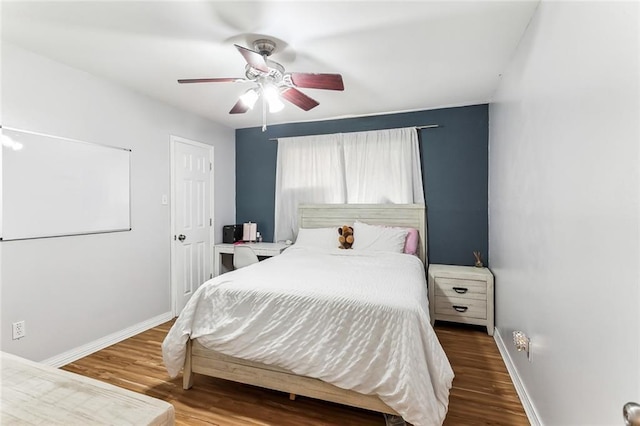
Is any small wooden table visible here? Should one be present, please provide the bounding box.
[213,242,289,276]
[1,351,175,425]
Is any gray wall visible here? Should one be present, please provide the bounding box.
[236,104,488,266]
[1,42,236,363]
[489,2,639,424]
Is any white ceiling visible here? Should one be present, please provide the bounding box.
[2,1,539,130]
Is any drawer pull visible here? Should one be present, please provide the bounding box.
[452,287,468,294]
[452,305,468,313]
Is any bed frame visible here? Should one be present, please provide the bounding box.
[183,204,427,416]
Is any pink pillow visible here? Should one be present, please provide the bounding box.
[403,228,419,255]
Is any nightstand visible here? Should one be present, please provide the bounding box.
[427,264,494,336]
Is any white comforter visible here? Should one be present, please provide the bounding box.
[162,246,454,425]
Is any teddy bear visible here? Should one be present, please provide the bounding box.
[338,225,354,249]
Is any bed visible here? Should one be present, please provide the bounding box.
[162,204,454,426]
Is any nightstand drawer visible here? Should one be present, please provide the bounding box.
[435,296,487,319]
[434,277,487,300]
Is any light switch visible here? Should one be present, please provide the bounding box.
[162,194,168,205]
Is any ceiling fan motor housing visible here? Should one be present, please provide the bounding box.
[253,39,277,57]
[244,60,284,83]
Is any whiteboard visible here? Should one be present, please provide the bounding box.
[1,127,130,240]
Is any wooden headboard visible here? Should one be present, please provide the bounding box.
[298,204,427,265]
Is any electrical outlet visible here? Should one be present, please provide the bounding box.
[12,321,26,340]
[513,330,531,361]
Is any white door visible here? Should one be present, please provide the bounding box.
[171,136,214,315]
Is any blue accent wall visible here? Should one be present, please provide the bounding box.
[235,104,488,266]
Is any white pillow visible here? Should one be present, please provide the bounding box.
[352,221,408,253]
[295,227,338,250]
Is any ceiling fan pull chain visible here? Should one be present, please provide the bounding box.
[262,94,268,132]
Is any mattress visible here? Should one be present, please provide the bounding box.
[162,246,453,426]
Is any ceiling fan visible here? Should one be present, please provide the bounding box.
[178,39,344,128]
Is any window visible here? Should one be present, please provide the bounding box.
[274,127,424,241]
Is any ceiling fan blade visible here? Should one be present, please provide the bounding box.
[229,98,250,114]
[281,88,319,111]
[178,78,245,84]
[234,44,269,73]
[289,73,344,91]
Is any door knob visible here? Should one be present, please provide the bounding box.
[624,402,640,426]
[178,234,186,242]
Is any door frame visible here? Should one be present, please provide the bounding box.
[169,135,215,316]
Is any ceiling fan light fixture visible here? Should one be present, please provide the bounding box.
[239,88,259,110]
[263,85,285,113]
[268,97,285,113]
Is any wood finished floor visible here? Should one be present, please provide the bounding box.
[62,321,528,425]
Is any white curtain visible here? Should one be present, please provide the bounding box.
[274,134,345,242]
[343,128,424,203]
[274,128,424,242]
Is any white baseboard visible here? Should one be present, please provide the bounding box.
[43,311,174,368]
[494,327,543,426]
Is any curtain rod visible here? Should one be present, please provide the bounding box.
[267,125,439,141]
